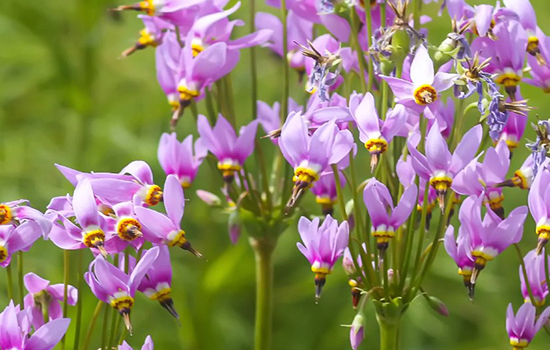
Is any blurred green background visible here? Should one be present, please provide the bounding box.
[1,0,550,349]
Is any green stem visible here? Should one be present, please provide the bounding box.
[73,249,84,350]
[250,0,258,119]
[43,301,50,325]
[545,252,550,299]
[107,308,120,350]
[205,89,217,124]
[101,303,109,350]
[250,237,276,350]
[255,141,273,212]
[350,10,368,93]
[378,315,400,350]
[61,250,70,350]
[332,164,348,221]
[364,0,374,91]
[17,251,24,306]
[413,0,422,31]
[6,264,14,301]
[81,301,104,350]
[280,0,289,120]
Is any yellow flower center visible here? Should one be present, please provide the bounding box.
[0,245,8,263]
[536,225,550,240]
[293,167,319,187]
[413,84,437,105]
[527,36,540,56]
[178,85,200,102]
[110,295,134,311]
[83,229,106,250]
[217,163,242,178]
[429,175,452,196]
[483,193,504,211]
[364,138,388,154]
[137,29,158,47]
[0,205,13,225]
[117,218,142,241]
[510,337,529,349]
[145,185,163,206]
[168,230,188,248]
[495,73,521,88]
[139,0,155,15]
[192,43,204,57]
[149,287,172,302]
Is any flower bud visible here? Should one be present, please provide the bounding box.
[424,295,449,317]
[228,210,242,245]
[196,190,222,206]
[390,29,410,64]
[345,199,355,232]
[349,313,366,350]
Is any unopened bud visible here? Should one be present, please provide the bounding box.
[228,210,242,245]
[349,313,366,350]
[424,295,449,317]
[196,190,221,206]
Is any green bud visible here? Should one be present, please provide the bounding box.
[391,29,411,63]
[424,295,449,317]
[380,58,396,76]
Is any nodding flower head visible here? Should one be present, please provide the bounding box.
[279,113,354,210]
[111,0,205,17]
[519,249,549,306]
[121,16,171,57]
[197,114,258,185]
[444,225,475,296]
[311,171,346,217]
[363,178,417,253]
[85,247,160,334]
[506,302,550,350]
[527,168,550,254]
[296,215,349,300]
[0,221,42,268]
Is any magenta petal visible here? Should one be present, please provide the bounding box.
[129,247,160,295]
[380,76,415,102]
[432,72,457,93]
[449,125,482,175]
[391,184,418,227]
[234,120,259,164]
[135,207,177,240]
[120,161,154,185]
[352,92,380,142]
[474,5,494,37]
[425,121,452,172]
[279,112,308,166]
[8,221,42,252]
[25,318,70,350]
[192,42,228,81]
[410,45,434,86]
[73,178,100,229]
[23,273,50,294]
[164,175,185,228]
[320,14,350,43]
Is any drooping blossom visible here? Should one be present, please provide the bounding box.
[382,45,457,112]
[499,108,528,152]
[311,170,345,216]
[297,215,349,299]
[136,175,202,257]
[23,273,78,329]
[119,335,154,350]
[497,154,545,190]
[257,98,301,140]
[0,221,42,268]
[503,0,546,64]
[527,168,550,254]
[349,92,406,170]
[506,303,550,350]
[520,249,549,306]
[198,114,258,184]
[0,301,70,350]
[121,16,172,57]
[453,140,510,218]
[137,246,179,319]
[408,122,482,208]
[524,29,550,91]
[444,223,475,296]
[0,200,51,236]
[85,247,160,333]
[363,178,417,253]
[279,113,354,209]
[111,0,206,20]
[460,196,528,296]
[349,312,366,350]
[48,178,109,257]
[158,133,207,188]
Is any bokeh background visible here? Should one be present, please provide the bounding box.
[1,0,550,349]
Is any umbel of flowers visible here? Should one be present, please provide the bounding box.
[3,0,550,350]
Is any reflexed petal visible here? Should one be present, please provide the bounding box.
[163,175,185,228]
[73,178,100,229]
[425,121,452,172]
[120,161,154,185]
[25,318,71,350]
[410,45,434,86]
[23,273,50,294]
[449,125,482,175]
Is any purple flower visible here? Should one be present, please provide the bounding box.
[527,168,550,254]
[381,45,457,111]
[459,195,527,295]
[23,273,78,329]
[158,132,207,188]
[112,0,206,18]
[500,108,528,151]
[120,335,154,350]
[0,301,70,350]
[85,247,159,333]
[279,113,354,208]
[408,122,482,208]
[198,114,258,184]
[137,246,178,319]
[136,175,202,257]
[444,224,475,295]
[520,249,549,306]
[350,92,407,170]
[297,215,349,299]
[0,221,42,267]
[506,303,550,349]
[363,178,417,252]
[311,170,346,216]
[0,199,51,236]
[121,15,171,57]
[104,200,146,254]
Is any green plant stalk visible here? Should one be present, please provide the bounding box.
[107,308,120,350]
[545,253,550,298]
[398,200,418,293]
[515,244,537,305]
[347,155,369,249]
[413,0,422,31]
[250,0,258,119]
[280,0,289,120]
[42,301,49,325]
[118,328,128,346]
[101,303,109,350]
[378,314,400,350]
[6,264,14,301]
[17,251,24,306]
[364,1,375,91]
[73,249,84,350]
[224,75,236,124]
[205,90,218,123]
[250,237,275,350]
[255,141,273,212]
[332,164,348,221]
[350,10,368,93]
[410,182,430,285]
[60,250,70,350]
[81,301,103,350]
